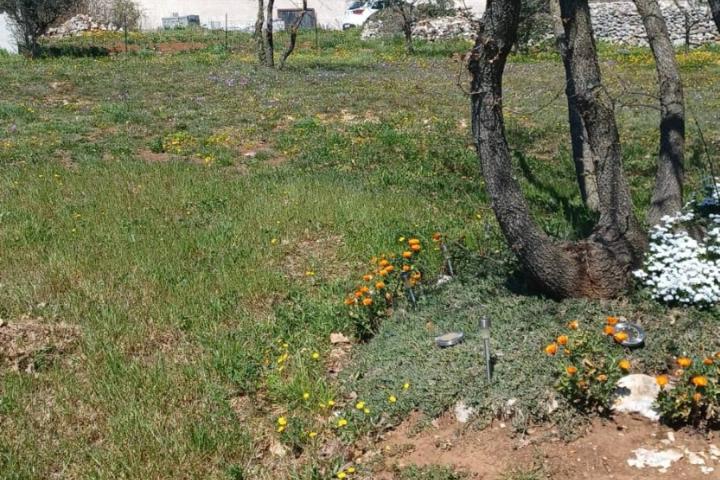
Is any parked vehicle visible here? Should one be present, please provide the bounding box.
[342,1,386,30]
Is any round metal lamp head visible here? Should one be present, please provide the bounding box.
[435,331,464,348]
[615,322,646,348]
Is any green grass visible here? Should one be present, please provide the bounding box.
[1,29,719,478]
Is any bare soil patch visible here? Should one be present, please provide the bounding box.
[372,412,720,479]
[155,42,205,54]
[0,318,80,373]
[281,234,351,283]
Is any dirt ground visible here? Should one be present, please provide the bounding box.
[373,411,720,479]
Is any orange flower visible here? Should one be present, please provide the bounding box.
[568,320,579,330]
[344,297,356,305]
[656,374,669,388]
[363,274,373,282]
[408,238,420,246]
[677,357,692,368]
[379,259,390,267]
[432,232,442,242]
[606,316,619,326]
[715,351,720,359]
[411,271,421,280]
[693,392,703,402]
[362,297,373,306]
[402,265,411,272]
[379,269,388,276]
[354,290,363,298]
[618,359,631,371]
[410,244,421,252]
[545,343,558,356]
[566,366,578,376]
[375,281,386,290]
[385,265,395,273]
[556,335,569,346]
[360,286,370,294]
[691,375,708,387]
[613,331,629,343]
[402,251,413,259]
[603,325,615,336]
[597,374,608,382]
[703,357,714,366]
[577,380,588,389]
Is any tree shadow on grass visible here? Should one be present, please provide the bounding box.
[514,150,597,239]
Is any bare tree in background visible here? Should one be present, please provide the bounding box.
[672,0,703,50]
[388,0,417,54]
[279,0,308,69]
[635,0,685,226]
[255,0,266,64]
[550,0,599,212]
[0,0,83,57]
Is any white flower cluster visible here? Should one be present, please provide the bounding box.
[634,210,720,307]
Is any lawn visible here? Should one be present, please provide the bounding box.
[1,29,720,479]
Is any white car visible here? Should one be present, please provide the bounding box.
[342,1,387,30]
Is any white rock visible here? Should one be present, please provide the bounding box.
[685,449,706,465]
[612,374,661,421]
[627,448,684,473]
[453,400,476,423]
[709,444,720,459]
[435,275,453,286]
[700,466,715,475]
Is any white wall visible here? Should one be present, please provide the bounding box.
[0,13,18,54]
[135,0,486,31]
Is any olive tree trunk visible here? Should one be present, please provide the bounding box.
[256,0,266,64]
[709,0,720,33]
[279,0,308,69]
[261,0,275,67]
[550,0,599,212]
[635,0,685,225]
[470,0,646,299]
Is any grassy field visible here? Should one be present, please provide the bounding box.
[1,29,720,479]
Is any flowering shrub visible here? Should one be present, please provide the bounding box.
[545,317,631,414]
[655,353,720,428]
[634,181,720,307]
[345,235,441,339]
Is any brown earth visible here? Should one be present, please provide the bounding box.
[0,318,80,373]
[372,411,720,479]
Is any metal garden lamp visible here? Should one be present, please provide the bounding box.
[480,316,492,381]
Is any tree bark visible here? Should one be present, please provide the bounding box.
[279,0,308,69]
[262,0,275,67]
[635,0,685,226]
[256,0,266,64]
[550,0,599,212]
[470,0,646,299]
[709,0,720,34]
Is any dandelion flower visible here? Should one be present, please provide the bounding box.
[271,238,278,245]
[277,425,285,433]
[337,418,348,427]
[337,472,346,479]
[363,407,370,414]
[545,343,558,356]
[355,401,365,410]
[277,417,287,426]
[403,382,410,390]
[312,352,320,360]
[327,400,335,407]
[398,236,406,242]
[303,392,310,400]
[677,357,692,368]
[556,335,568,346]
[308,431,318,438]
[347,467,356,473]
[388,395,397,403]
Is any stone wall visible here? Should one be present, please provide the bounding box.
[362,1,720,46]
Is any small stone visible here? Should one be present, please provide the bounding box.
[330,332,350,344]
[453,400,476,423]
[612,374,660,421]
[627,448,683,473]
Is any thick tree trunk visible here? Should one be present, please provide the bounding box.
[262,0,276,67]
[709,0,720,33]
[550,0,599,212]
[256,0,266,64]
[470,0,646,299]
[279,0,308,69]
[635,0,685,226]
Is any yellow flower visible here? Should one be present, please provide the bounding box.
[337,472,346,479]
[388,395,397,403]
[613,331,629,343]
[277,416,287,426]
[303,392,310,400]
[677,357,692,368]
[398,236,406,242]
[556,335,568,346]
[308,431,318,438]
[618,359,631,371]
[312,352,320,360]
[271,238,278,245]
[355,401,365,410]
[606,316,619,326]
[545,343,558,356]
[403,382,410,390]
[656,374,669,388]
[363,407,370,414]
[277,425,285,433]
[568,320,579,330]
[692,375,708,387]
[402,251,413,259]
[347,467,356,473]
[337,418,348,427]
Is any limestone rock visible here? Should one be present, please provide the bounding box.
[612,374,661,421]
